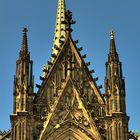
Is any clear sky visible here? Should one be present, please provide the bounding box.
[0,0,140,133]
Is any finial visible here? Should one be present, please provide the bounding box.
[23,27,28,34]
[110,30,115,40]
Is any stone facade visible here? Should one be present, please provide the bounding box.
[7,0,138,140]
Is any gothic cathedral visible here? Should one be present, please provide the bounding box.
[6,0,137,140]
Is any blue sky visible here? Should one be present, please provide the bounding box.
[0,0,140,132]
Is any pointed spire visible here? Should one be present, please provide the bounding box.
[52,0,66,55]
[110,31,117,54]
[22,27,28,54]
[108,31,119,62]
[105,31,127,116]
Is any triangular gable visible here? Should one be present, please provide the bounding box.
[36,35,104,105]
[39,77,102,140]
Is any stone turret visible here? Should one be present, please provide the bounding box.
[105,31,129,140]
[10,28,34,140]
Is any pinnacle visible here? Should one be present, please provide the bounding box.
[21,27,28,54]
[108,31,119,63]
[109,31,117,54]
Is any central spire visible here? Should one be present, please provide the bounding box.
[52,0,66,56]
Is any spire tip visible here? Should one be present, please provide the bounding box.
[21,27,28,53]
[23,27,28,33]
[110,30,115,40]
